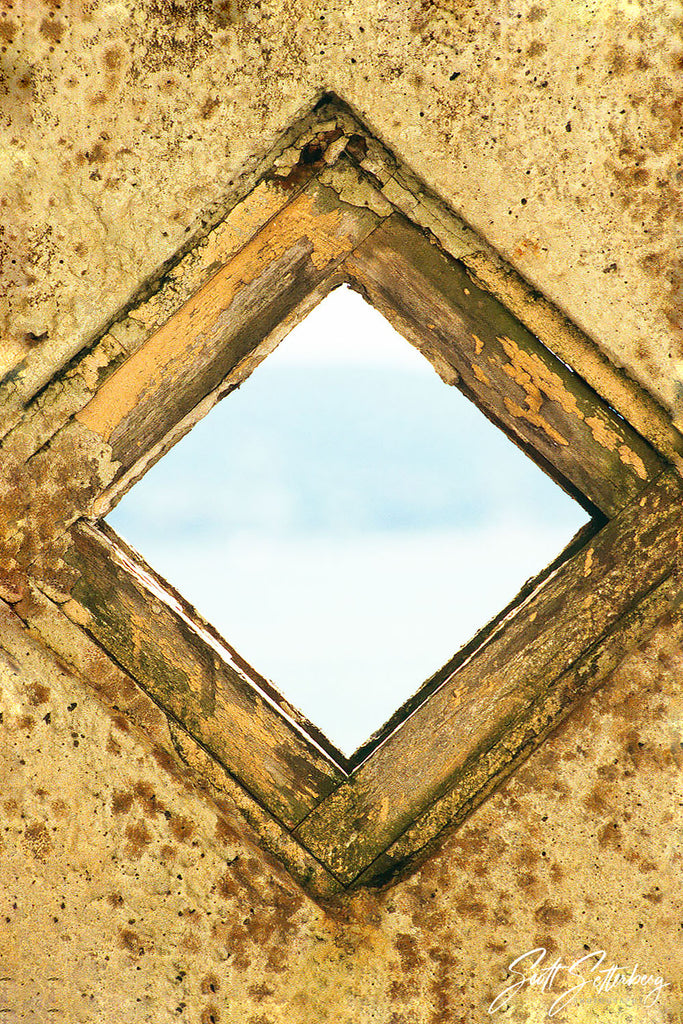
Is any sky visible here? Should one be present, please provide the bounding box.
[108,286,588,755]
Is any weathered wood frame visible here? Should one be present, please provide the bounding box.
[4,96,681,894]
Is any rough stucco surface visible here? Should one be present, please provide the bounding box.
[2,2,683,1022]
[2,0,682,409]
[1,591,682,1022]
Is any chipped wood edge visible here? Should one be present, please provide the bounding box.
[87,164,392,517]
[92,269,347,518]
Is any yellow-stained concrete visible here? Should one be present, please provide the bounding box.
[1,2,682,1020]
[0,592,681,1021]
[2,0,682,408]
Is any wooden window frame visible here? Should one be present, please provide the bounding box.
[5,96,681,893]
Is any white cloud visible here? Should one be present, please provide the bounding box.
[271,285,435,371]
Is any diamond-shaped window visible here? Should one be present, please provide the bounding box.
[107,286,589,756]
[24,108,674,891]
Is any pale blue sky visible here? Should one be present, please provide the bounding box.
[108,286,588,755]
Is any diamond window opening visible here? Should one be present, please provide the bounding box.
[107,285,589,756]
[10,107,673,889]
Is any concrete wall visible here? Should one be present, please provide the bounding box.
[2,1,682,1020]
[4,0,682,407]
[2,576,681,1021]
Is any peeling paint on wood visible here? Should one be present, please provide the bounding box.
[344,215,665,517]
[2,100,681,903]
[74,173,384,484]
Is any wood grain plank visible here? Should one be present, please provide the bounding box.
[343,215,664,517]
[0,105,350,446]
[63,522,347,828]
[9,581,345,897]
[294,471,682,884]
[0,178,316,463]
[354,569,682,887]
[75,174,384,480]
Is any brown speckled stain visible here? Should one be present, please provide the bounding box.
[39,17,65,43]
[119,928,146,956]
[26,682,50,705]
[124,821,153,857]
[133,780,164,818]
[169,814,196,843]
[23,821,52,859]
[201,973,220,995]
[200,1006,220,1024]
[111,791,134,815]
